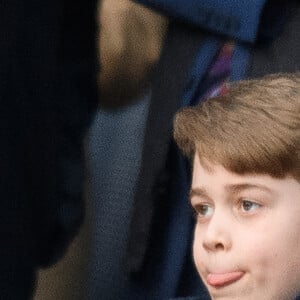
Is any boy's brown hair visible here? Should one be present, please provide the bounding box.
[173,73,300,181]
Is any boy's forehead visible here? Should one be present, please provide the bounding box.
[192,154,300,196]
[192,154,215,173]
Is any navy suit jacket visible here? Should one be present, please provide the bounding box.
[136,0,265,43]
[130,0,267,272]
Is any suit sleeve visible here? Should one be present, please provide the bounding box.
[134,0,267,43]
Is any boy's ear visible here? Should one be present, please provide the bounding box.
[97,0,168,108]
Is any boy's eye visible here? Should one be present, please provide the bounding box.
[240,199,261,212]
[195,204,214,218]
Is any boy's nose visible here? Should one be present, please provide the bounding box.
[202,212,232,252]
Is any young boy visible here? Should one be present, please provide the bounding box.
[173,73,300,300]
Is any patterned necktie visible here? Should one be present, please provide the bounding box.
[191,41,234,106]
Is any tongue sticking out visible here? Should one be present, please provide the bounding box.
[207,271,244,287]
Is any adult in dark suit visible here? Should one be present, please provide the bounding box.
[0,1,98,298]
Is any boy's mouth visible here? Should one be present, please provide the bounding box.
[206,271,245,287]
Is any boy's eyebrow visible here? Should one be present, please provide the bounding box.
[189,188,211,202]
[224,183,274,194]
[189,183,274,202]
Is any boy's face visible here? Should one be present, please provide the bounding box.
[191,155,300,300]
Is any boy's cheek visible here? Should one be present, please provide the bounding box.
[192,227,206,277]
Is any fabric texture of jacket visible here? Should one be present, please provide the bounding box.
[0,1,98,298]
